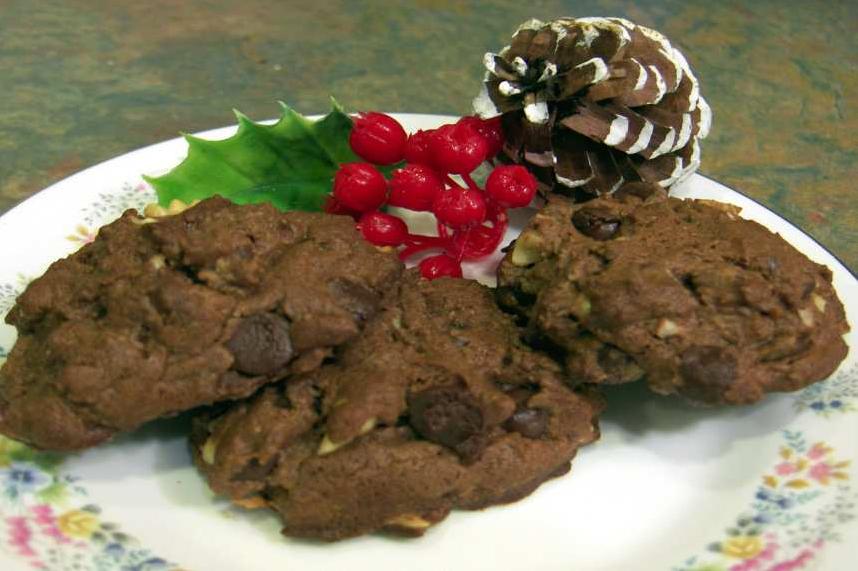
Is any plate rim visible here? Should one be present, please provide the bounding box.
[0,113,855,571]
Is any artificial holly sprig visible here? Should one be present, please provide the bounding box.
[328,112,538,279]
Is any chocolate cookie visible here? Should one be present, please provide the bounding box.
[191,272,603,540]
[0,197,402,450]
[497,185,849,405]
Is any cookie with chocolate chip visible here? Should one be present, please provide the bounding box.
[0,197,402,450]
[191,272,603,540]
[497,184,849,405]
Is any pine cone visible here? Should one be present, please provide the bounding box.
[473,17,712,198]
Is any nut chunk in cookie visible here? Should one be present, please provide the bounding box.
[0,197,402,450]
[191,273,603,541]
[497,183,849,405]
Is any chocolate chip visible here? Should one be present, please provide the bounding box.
[571,207,622,240]
[504,408,548,438]
[498,383,547,438]
[408,386,483,454]
[679,345,737,402]
[227,313,294,376]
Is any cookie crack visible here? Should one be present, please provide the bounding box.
[676,272,705,306]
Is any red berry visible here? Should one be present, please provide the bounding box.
[458,116,504,159]
[485,165,538,208]
[323,195,358,218]
[419,254,463,280]
[349,112,408,165]
[432,188,487,228]
[429,123,488,174]
[358,211,409,247]
[333,162,388,213]
[403,129,435,166]
[388,164,444,211]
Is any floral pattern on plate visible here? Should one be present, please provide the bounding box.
[0,182,179,570]
[0,277,28,318]
[0,173,856,569]
[793,363,858,417]
[63,182,157,252]
[674,430,855,571]
[80,182,156,228]
[0,437,184,571]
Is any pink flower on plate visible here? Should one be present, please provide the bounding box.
[31,504,55,524]
[806,442,830,460]
[775,462,798,476]
[768,547,816,571]
[6,516,36,557]
[809,462,833,485]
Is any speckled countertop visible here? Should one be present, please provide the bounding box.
[1,0,855,269]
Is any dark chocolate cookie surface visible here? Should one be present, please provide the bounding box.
[497,185,849,405]
[191,272,603,540]
[0,197,402,450]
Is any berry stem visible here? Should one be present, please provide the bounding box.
[437,221,450,240]
[399,241,443,260]
[443,175,466,190]
[455,227,472,262]
[406,234,447,248]
[398,233,449,260]
[461,173,481,192]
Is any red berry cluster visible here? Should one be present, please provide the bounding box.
[326,112,537,280]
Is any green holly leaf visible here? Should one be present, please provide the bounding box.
[144,99,358,211]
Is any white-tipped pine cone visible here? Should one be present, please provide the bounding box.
[473,17,712,197]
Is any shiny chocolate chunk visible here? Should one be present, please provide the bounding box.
[227,313,294,376]
[679,346,737,402]
[504,408,548,439]
[571,207,621,240]
[408,386,483,453]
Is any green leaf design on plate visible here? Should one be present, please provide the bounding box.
[144,99,358,211]
[36,481,70,504]
[0,435,62,472]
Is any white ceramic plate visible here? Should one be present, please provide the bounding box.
[0,114,855,571]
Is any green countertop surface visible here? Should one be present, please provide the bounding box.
[1,0,855,270]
